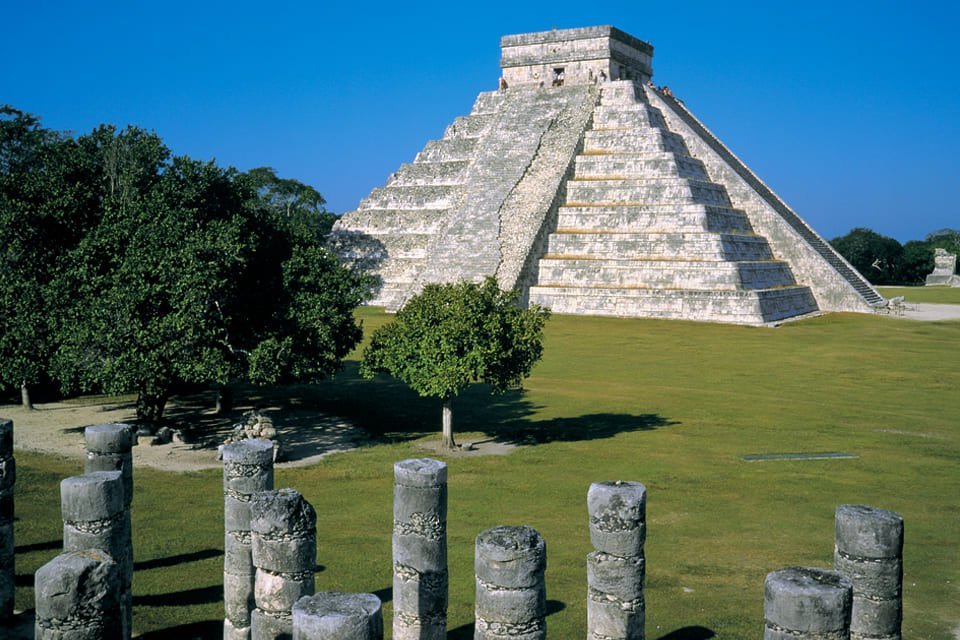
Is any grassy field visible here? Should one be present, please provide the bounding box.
[10,308,960,639]
[878,285,960,304]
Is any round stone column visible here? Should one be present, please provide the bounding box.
[224,439,276,640]
[251,488,316,640]
[61,470,131,639]
[393,458,447,640]
[834,504,904,640]
[475,525,547,640]
[587,481,646,640]
[293,592,383,640]
[0,418,14,622]
[84,423,135,639]
[35,548,121,640]
[764,567,853,640]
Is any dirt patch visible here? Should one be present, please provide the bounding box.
[1,397,368,471]
[2,395,516,471]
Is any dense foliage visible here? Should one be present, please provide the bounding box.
[830,226,960,285]
[360,277,549,448]
[0,106,366,418]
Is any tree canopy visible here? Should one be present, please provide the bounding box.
[360,277,550,448]
[0,106,366,419]
[830,227,942,286]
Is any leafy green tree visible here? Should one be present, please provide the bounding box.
[898,240,935,285]
[925,228,960,256]
[50,130,366,423]
[244,166,337,242]
[0,107,98,407]
[360,278,550,449]
[830,227,903,285]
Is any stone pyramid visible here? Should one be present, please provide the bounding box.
[330,25,882,325]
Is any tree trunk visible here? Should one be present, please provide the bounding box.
[215,386,234,415]
[441,398,457,449]
[21,381,33,410]
[136,388,169,424]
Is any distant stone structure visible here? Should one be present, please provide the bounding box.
[331,25,883,325]
[924,248,960,286]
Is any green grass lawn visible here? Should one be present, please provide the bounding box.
[11,309,960,638]
[878,285,960,304]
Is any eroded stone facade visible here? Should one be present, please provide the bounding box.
[330,25,882,325]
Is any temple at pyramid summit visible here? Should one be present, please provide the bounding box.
[330,25,884,325]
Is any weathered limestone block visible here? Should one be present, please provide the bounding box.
[84,423,134,638]
[587,481,646,640]
[35,548,121,640]
[61,470,131,638]
[475,525,546,640]
[224,439,276,640]
[764,567,852,640]
[588,481,646,557]
[251,488,316,640]
[293,592,383,640]
[834,505,904,640]
[393,458,447,640]
[0,418,13,622]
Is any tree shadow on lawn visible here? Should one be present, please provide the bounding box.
[74,360,678,457]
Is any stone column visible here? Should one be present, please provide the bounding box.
[36,548,121,640]
[293,592,383,640]
[474,525,546,640]
[61,470,131,639]
[834,504,904,640]
[587,481,646,640]
[84,423,134,639]
[764,567,853,640]
[224,439,276,640]
[251,488,316,640]
[393,458,447,640]
[0,418,14,623]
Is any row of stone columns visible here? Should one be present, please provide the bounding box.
[764,504,904,640]
[31,422,135,640]
[224,439,276,640]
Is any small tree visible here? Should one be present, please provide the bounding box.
[360,277,549,449]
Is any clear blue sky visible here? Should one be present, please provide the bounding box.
[3,1,958,242]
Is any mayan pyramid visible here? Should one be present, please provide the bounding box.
[330,25,883,325]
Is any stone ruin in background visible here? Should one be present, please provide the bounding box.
[330,25,884,326]
[924,248,960,287]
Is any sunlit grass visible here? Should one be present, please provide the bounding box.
[12,309,960,638]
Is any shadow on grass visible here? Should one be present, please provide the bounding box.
[133,584,222,607]
[65,359,677,460]
[134,548,222,572]
[135,620,222,639]
[657,626,716,640]
[372,585,392,603]
[15,539,62,553]
[447,600,566,639]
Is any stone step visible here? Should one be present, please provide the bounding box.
[416,137,479,163]
[443,113,495,139]
[565,178,731,207]
[583,129,689,155]
[536,258,798,290]
[573,153,709,180]
[472,91,506,115]
[358,184,458,210]
[389,161,469,186]
[334,231,434,260]
[334,208,450,234]
[599,81,642,105]
[556,204,753,234]
[527,285,819,325]
[591,104,667,129]
[544,231,774,261]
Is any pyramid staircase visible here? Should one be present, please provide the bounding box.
[527,83,820,324]
[330,93,504,309]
